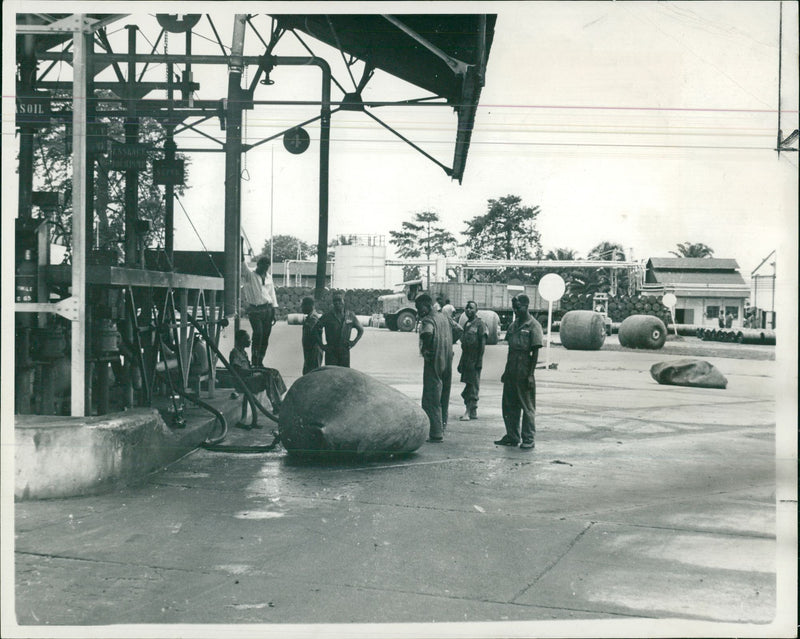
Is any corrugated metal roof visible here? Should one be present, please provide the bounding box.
[274,14,496,183]
[649,270,747,286]
[647,257,740,270]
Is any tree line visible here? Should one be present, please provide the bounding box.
[29,124,714,296]
[387,194,715,297]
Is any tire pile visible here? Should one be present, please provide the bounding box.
[275,287,392,320]
[696,327,776,345]
[557,293,671,323]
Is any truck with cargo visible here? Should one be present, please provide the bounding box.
[378,280,553,334]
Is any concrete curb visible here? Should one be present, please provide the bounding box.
[14,399,240,500]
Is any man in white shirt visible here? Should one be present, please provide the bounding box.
[441,298,456,319]
[241,256,279,368]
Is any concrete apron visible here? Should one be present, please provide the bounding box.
[14,394,246,501]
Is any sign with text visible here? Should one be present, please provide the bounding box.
[88,122,110,154]
[153,159,185,185]
[109,143,149,171]
[65,122,110,156]
[32,191,63,209]
[16,92,52,127]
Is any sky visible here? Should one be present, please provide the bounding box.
[4,2,799,281]
[172,2,796,280]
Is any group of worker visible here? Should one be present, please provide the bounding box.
[414,293,543,450]
[236,255,543,450]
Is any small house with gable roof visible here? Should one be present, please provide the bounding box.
[641,258,750,327]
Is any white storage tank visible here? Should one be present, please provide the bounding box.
[333,240,387,289]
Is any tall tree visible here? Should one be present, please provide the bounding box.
[670,242,715,258]
[462,195,542,260]
[389,211,457,283]
[259,234,313,263]
[461,195,542,283]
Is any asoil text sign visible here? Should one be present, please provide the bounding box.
[16,92,52,127]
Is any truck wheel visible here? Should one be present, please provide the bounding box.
[397,310,417,332]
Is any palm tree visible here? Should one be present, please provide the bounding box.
[588,241,626,262]
[670,242,715,258]
[568,241,628,297]
[542,248,583,295]
[545,248,579,261]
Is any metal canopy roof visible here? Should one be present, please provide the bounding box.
[274,14,496,182]
[16,14,123,56]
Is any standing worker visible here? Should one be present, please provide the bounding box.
[300,296,323,374]
[494,295,543,450]
[457,301,487,421]
[316,292,364,367]
[241,256,278,368]
[415,294,462,442]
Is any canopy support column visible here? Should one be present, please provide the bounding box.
[223,14,247,318]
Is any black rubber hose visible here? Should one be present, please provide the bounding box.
[157,332,281,453]
[170,375,281,453]
[169,384,227,445]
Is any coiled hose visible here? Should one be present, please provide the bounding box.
[184,315,282,453]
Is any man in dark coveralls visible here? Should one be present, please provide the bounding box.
[415,294,462,442]
[458,301,487,421]
[494,295,543,450]
[300,296,323,374]
[315,292,364,367]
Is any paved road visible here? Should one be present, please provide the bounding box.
[9,324,794,637]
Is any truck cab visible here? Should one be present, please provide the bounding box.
[378,280,423,331]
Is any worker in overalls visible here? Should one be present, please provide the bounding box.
[300,296,323,374]
[457,301,487,420]
[315,292,364,367]
[494,295,543,450]
[415,294,463,442]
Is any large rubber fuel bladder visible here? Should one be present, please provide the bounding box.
[618,314,668,350]
[559,310,606,350]
[279,366,428,458]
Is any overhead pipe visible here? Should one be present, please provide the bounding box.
[264,56,331,299]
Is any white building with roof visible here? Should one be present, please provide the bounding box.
[641,258,750,328]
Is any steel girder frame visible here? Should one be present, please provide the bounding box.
[14,15,126,416]
[18,13,495,368]
[222,27,334,313]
